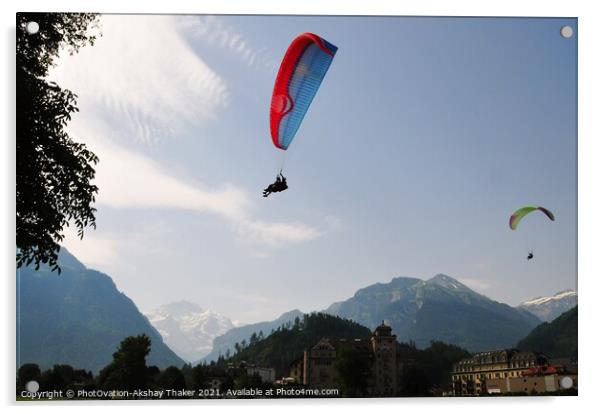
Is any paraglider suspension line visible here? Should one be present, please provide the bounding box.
[278,150,287,175]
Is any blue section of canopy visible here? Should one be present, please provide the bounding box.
[277,41,337,150]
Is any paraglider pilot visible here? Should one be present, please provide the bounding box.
[527,251,534,260]
[263,172,288,197]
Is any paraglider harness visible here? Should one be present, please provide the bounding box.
[263,172,288,197]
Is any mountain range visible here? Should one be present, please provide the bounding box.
[144,301,235,363]
[18,246,575,370]
[17,248,184,373]
[323,274,541,352]
[200,274,549,358]
[518,290,577,322]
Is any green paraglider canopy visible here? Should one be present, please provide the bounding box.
[509,206,555,230]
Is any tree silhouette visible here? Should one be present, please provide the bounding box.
[16,12,100,273]
[335,348,372,397]
[17,363,41,390]
[38,364,93,392]
[190,364,208,389]
[398,364,431,397]
[98,334,152,391]
[156,366,186,391]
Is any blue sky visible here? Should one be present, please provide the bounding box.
[49,15,576,323]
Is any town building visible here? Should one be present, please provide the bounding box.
[486,364,577,394]
[226,361,275,384]
[371,323,398,396]
[299,321,400,397]
[288,356,304,384]
[246,366,276,383]
[451,349,577,395]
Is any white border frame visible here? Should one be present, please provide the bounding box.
[2,1,599,414]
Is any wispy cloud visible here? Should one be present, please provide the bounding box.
[234,218,322,248]
[70,124,321,248]
[178,15,278,71]
[48,15,229,146]
[45,14,325,267]
[87,137,250,220]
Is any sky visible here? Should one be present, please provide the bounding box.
[47,14,577,324]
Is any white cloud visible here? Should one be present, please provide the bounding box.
[48,15,229,146]
[45,14,325,268]
[62,119,321,265]
[178,15,277,71]
[88,137,250,220]
[234,218,322,247]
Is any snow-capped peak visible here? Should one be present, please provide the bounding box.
[427,274,468,290]
[144,301,235,363]
[518,289,577,322]
[521,290,577,307]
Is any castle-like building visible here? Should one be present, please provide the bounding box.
[297,322,400,396]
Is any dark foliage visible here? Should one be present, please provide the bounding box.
[234,372,264,390]
[16,330,473,399]
[398,364,430,397]
[16,12,100,272]
[38,364,94,392]
[414,341,472,389]
[226,312,372,377]
[516,306,577,359]
[334,348,372,397]
[97,334,152,391]
[16,363,41,391]
[155,366,187,391]
[395,340,471,396]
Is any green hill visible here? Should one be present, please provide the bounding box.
[516,306,577,359]
[203,309,304,364]
[225,312,372,377]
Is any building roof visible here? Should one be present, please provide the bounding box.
[452,349,551,373]
[522,364,566,377]
[333,338,373,352]
[311,338,336,351]
[373,320,393,337]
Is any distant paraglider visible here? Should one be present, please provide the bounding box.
[509,205,555,260]
[262,32,338,197]
[509,205,555,230]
